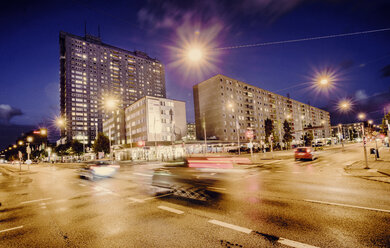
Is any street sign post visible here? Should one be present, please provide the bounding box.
[18,151,22,171]
[362,123,369,169]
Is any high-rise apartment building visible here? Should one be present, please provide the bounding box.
[193,74,331,144]
[59,31,166,143]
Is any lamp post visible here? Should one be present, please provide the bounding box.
[203,113,207,154]
[228,103,240,155]
[338,124,344,151]
[358,113,369,169]
[104,97,119,160]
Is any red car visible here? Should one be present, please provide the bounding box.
[294,147,317,161]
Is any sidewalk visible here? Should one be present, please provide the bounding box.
[345,145,390,184]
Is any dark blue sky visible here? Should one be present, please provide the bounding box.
[0,0,389,140]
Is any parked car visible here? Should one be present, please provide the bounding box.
[79,160,120,180]
[294,147,317,161]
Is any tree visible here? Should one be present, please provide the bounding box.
[55,143,71,161]
[264,118,274,144]
[381,111,390,134]
[283,120,293,149]
[303,124,314,146]
[93,132,110,155]
[71,140,84,158]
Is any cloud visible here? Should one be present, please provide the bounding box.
[0,104,23,124]
[137,0,303,31]
[355,90,368,101]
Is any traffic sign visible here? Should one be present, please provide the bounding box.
[245,130,254,139]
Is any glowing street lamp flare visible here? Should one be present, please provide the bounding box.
[358,113,366,120]
[27,136,33,143]
[56,117,66,128]
[319,78,329,85]
[187,47,203,62]
[104,97,118,111]
[368,120,373,124]
[18,141,23,146]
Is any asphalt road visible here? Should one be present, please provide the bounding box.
[1,144,390,247]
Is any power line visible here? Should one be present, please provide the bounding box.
[217,27,390,50]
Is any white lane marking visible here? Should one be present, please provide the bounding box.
[208,219,252,234]
[21,198,52,204]
[158,205,184,214]
[278,238,320,248]
[79,183,86,187]
[133,172,153,177]
[128,197,145,203]
[304,199,390,213]
[291,172,302,174]
[275,171,284,173]
[0,225,24,233]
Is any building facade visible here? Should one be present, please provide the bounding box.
[193,74,331,144]
[185,123,196,141]
[103,96,186,145]
[59,31,166,144]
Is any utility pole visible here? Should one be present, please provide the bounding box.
[203,113,207,154]
[235,111,240,155]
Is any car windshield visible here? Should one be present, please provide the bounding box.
[297,148,307,152]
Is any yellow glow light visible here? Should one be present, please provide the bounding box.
[18,141,23,145]
[320,78,329,85]
[337,99,353,113]
[27,136,33,143]
[40,129,47,135]
[358,113,366,120]
[168,22,222,81]
[187,47,203,62]
[13,144,17,148]
[56,117,66,128]
[104,97,118,111]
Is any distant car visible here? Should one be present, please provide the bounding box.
[79,160,120,180]
[294,147,317,161]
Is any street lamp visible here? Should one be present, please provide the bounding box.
[26,136,33,163]
[187,47,203,63]
[18,141,24,146]
[358,113,369,169]
[228,102,240,155]
[337,124,345,150]
[103,96,119,160]
[337,99,352,113]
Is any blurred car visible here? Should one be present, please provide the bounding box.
[79,160,120,180]
[294,147,317,161]
[152,157,248,201]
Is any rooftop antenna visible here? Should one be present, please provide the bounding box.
[98,25,101,38]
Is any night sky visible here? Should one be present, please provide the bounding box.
[1,0,390,148]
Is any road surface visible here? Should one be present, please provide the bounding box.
[1,144,389,247]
